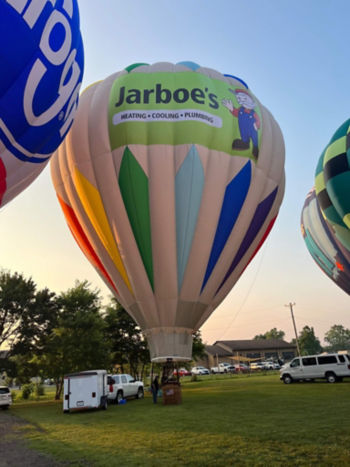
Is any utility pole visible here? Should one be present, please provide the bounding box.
[285,302,301,357]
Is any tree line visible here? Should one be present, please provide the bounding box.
[253,325,350,355]
[1,270,349,398]
[0,270,205,399]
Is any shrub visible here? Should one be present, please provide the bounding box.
[35,383,45,397]
[21,383,34,400]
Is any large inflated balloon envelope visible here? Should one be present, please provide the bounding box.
[51,61,285,362]
[301,188,350,295]
[0,0,84,209]
[315,119,350,251]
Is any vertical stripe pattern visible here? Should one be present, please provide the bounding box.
[175,145,204,289]
[202,161,251,291]
[51,61,285,362]
[301,188,350,295]
[119,147,154,289]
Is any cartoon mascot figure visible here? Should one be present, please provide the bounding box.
[222,88,260,159]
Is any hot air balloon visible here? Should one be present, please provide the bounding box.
[315,119,350,251]
[301,188,350,295]
[51,61,285,363]
[0,0,84,208]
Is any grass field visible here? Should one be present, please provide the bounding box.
[5,373,350,466]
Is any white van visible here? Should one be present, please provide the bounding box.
[280,353,350,384]
[63,369,108,413]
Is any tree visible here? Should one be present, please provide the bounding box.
[12,287,59,356]
[253,328,285,340]
[192,330,206,361]
[298,326,322,355]
[324,325,350,352]
[33,281,111,399]
[104,299,149,379]
[0,270,58,357]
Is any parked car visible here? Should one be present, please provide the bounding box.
[250,362,265,371]
[0,386,12,410]
[43,378,54,385]
[261,361,278,370]
[191,366,210,375]
[211,362,235,374]
[173,368,191,377]
[107,374,144,403]
[234,363,249,373]
[280,353,350,384]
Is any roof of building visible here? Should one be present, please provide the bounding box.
[209,339,296,353]
[205,344,232,357]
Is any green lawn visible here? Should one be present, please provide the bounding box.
[5,373,350,466]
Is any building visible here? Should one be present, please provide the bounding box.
[199,339,297,368]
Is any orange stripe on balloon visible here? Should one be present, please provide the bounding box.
[57,195,119,295]
[0,158,6,206]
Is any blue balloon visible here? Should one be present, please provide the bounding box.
[0,0,84,207]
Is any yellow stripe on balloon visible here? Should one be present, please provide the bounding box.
[81,80,102,95]
[343,213,350,229]
[73,167,133,293]
[315,172,325,193]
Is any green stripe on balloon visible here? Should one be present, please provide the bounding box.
[328,119,350,145]
[119,147,154,289]
[323,124,350,229]
[125,63,149,73]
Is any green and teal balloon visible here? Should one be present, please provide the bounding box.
[301,188,350,295]
[51,62,285,362]
[315,119,350,250]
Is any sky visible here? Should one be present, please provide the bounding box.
[1,0,350,346]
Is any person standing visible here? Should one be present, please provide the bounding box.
[151,375,159,404]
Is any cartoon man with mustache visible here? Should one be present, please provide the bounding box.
[222,88,260,159]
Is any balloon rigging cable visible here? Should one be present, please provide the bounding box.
[215,239,269,340]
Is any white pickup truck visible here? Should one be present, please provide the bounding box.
[210,362,235,374]
[107,374,144,403]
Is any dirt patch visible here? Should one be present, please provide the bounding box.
[0,411,67,466]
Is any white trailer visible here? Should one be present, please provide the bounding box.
[63,369,108,413]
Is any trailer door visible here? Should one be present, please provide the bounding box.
[69,375,97,409]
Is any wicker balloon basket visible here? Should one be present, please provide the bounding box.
[162,384,182,405]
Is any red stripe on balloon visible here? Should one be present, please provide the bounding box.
[57,195,119,295]
[0,158,7,206]
[240,216,277,276]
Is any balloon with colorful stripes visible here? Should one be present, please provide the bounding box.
[0,0,84,208]
[315,119,350,251]
[301,188,350,295]
[51,61,285,362]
